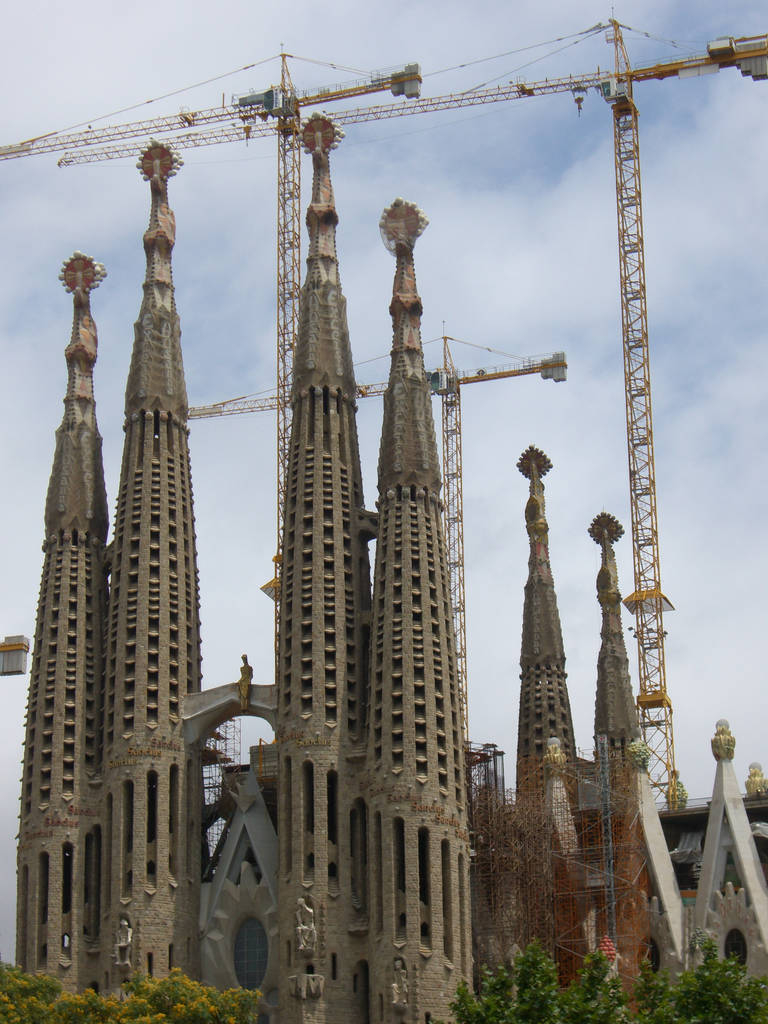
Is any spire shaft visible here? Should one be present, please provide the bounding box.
[291,117,356,396]
[45,253,108,540]
[516,446,575,769]
[590,513,639,750]
[377,198,441,493]
[124,140,187,419]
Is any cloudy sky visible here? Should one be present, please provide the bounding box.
[1,0,767,963]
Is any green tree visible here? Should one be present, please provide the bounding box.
[558,951,629,1024]
[633,960,679,1024]
[672,940,768,1024]
[511,942,560,1024]
[449,965,516,1024]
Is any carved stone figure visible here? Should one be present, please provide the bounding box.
[392,958,408,1009]
[237,654,253,711]
[114,916,133,967]
[296,897,317,953]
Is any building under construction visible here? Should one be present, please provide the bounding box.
[13,39,768,1017]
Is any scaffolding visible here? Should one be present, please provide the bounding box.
[202,718,242,852]
[468,743,649,988]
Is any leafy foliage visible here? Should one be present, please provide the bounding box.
[446,939,768,1024]
[0,967,260,1024]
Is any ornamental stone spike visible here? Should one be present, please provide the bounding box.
[17,252,109,986]
[292,115,357,396]
[124,140,188,420]
[516,446,575,769]
[274,113,374,1023]
[589,512,640,752]
[99,139,202,979]
[44,252,109,540]
[377,198,441,493]
[367,198,471,1015]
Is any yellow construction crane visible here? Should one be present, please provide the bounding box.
[189,343,568,738]
[4,26,767,797]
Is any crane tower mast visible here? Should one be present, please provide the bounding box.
[607,21,676,801]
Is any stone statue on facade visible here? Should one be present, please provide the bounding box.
[114,916,133,967]
[391,958,408,1010]
[296,897,317,952]
[237,654,253,711]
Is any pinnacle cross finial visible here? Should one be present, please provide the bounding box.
[137,139,183,185]
[518,445,552,548]
[303,115,343,263]
[589,512,624,609]
[380,198,428,353]
[59,251,107,402]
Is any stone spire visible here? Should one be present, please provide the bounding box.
[516,446,575,769]
[16,254,109,989]
[275,116,374,1024]
[100,142,201,987]
[366,199,472,1017]
[292,116,356,397]
[376,198,441,494]
[589,513,639,751]
[124,140,187,420]
[45,252,109,540]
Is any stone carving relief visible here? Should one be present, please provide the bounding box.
[289,972,325,999]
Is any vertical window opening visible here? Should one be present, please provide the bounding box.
[62,843,73,915]
[169,764,179,875]
[284,757,293,875]
[458,852,467,973]
[350,799,369,913]
[147,771,158,843]
[303,760,315,881]
[123,780,134,895]
[327,770,338,845]
[394,817,406,940]
[39,852,49,924]
[418,827,431,947]
[441,839,454,961]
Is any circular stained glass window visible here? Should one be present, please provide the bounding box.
[234,918,269,989]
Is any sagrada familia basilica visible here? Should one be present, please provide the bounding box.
[14,117,768,1021]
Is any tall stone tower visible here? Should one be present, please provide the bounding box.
[367,199,471,1020]
[275,116,374,1022]
[516,446,575,774]
[589,513,640,753]
[16,253,109,990]
[100,142,201,988]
